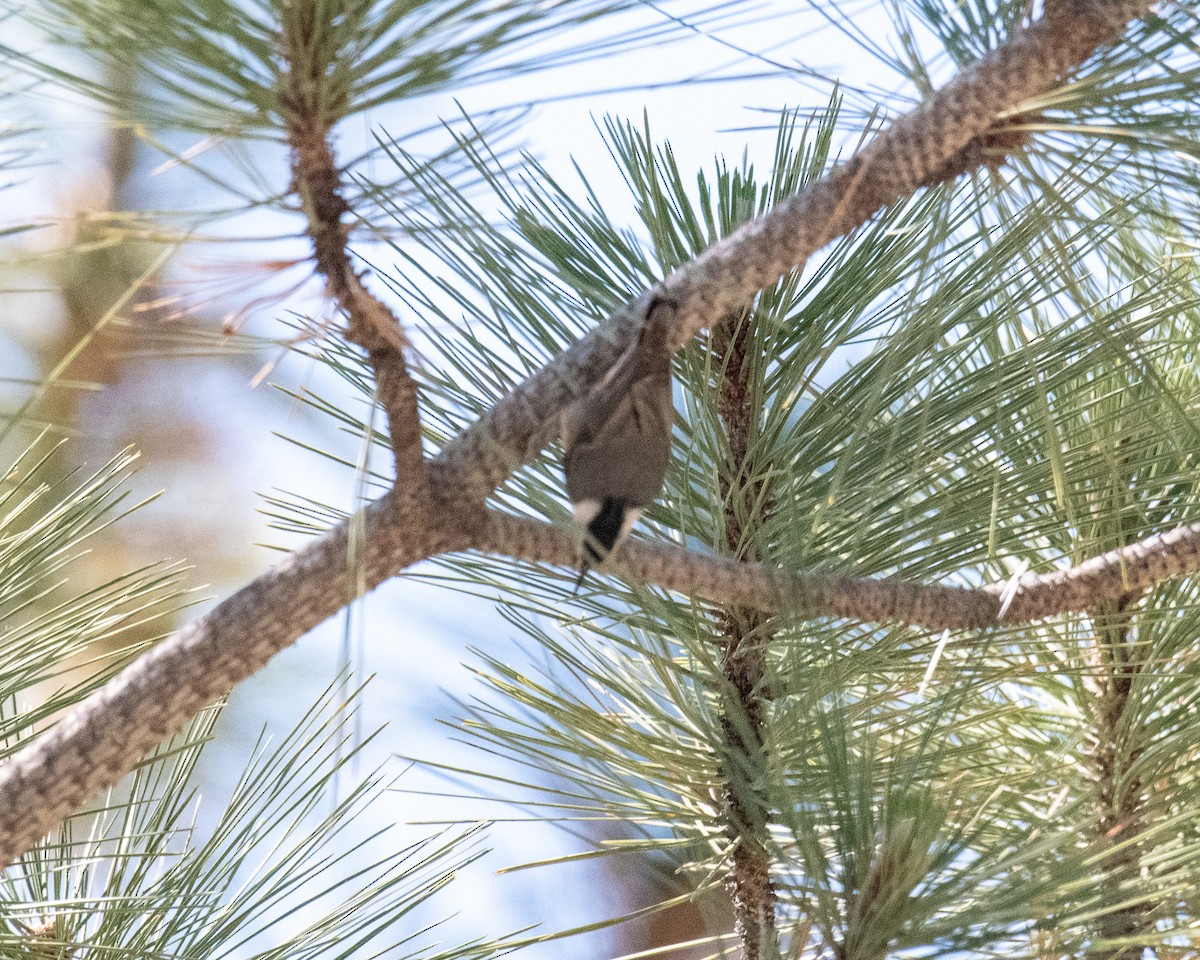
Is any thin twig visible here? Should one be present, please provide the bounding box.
[280,6,427,495]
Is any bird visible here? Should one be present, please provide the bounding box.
[561,296,676,590]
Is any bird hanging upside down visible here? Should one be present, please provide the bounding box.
[561,296,677,589]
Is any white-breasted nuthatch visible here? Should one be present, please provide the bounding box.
[562,297,676,588]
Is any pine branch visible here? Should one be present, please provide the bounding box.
[476,512,1200,632]
[1087,590,1155,960]
[435,0,1148,501]
[709,306,779,960]
[0,0,1161,873]
[280,0,427,497]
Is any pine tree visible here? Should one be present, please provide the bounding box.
[3,2,1200,958]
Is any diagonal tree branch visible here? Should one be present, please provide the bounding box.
[436,1,1147,502]
[0,0,1160,871]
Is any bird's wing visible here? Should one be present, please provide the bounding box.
[562,300,676,509]
[564,368,673,507]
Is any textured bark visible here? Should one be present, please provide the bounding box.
[0,1,1160,871]
[479,511,1200,632]
[1087,592,1154,960]
[437,2,1150,502]
[280,2,427,494]
[712,309,779,960]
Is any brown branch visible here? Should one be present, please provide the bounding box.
[280,6,426,496]
[917,110,1041,187]
[711,308,779,960]
[479,512,1200,633]
[437,1,1147,507]
[3,480,1199,870]
[0,0,1157,871]
[1087,591,1155,960]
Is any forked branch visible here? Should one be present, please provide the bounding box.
[0,1,1165,881]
